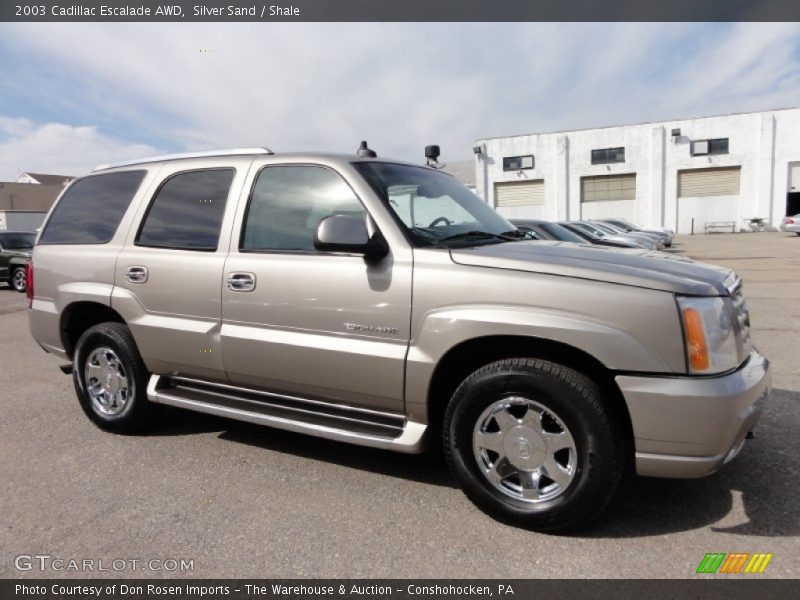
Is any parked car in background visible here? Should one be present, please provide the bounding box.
[780,215,800,235]
[598,218,673,247]
[0,231,35,292]
[564,221,656,249]
[510,219,589,244]
[558,222,643,249]
[591,221,666,250]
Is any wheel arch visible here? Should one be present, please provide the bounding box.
[426,335,634,465]
[60,301,126,359]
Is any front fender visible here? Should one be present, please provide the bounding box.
[404,304,677,423]
[8,256,30,271]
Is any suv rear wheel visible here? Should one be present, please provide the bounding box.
[444,358,624,532]
[72,322,154,433]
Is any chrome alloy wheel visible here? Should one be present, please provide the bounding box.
[12,269,26,292]
[84,347,132,416]
[472,396,577,503]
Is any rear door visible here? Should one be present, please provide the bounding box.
[220,161,412,413]
[112,157,251,381]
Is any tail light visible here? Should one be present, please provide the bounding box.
[786,218,795,224]
[26,262,34,308]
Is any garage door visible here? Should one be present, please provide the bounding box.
[789,162,800,192]
[494,180,544,207]
[581,174,636,202]
[678,167,740,197]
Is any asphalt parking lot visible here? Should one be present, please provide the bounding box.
[1,231,798,579]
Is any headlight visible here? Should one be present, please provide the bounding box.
[677,296,739,374]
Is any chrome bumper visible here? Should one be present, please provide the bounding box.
[616,351,770,478]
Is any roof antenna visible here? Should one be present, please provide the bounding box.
[356,141,377,158]
[425,145,441,169]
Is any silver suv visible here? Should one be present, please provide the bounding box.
[28,145,770,531]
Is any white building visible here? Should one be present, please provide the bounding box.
[473,107,800,233]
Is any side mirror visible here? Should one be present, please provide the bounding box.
[314,215,389,262]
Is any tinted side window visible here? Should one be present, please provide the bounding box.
[137,169,234,250]
[242,166,366,252]
[39,171,146,245]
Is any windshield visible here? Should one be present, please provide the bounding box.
[516,226,543,240]
[538,222,586,243]
[592,222,622,235]
[0,233,35,250]
[570,222,606,238]
[605,219,633,232]
[354,162,516,247]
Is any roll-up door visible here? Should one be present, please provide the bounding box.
[494,180,545,207]
[581,174,636,202]
[678,167,741,197]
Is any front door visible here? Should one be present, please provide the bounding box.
[220,163,412,413]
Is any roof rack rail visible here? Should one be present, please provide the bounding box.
[93,147,274,171]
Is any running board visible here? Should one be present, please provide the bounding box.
[146,375,426,453]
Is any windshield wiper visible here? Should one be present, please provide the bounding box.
[499,229,527,239]
[434,230,517,246]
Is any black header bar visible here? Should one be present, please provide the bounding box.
[2,0,800,22]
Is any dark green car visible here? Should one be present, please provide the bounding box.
[0,231,35,293]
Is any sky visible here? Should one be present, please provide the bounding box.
[0,22,799,180]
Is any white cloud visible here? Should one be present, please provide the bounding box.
[0,117,158,180]
[0,22,798,172]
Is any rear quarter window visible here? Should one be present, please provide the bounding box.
[39,170,146,245]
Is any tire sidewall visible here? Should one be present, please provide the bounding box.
[11,267,26,292]
[73,324,149,429]
[446,361,621,530]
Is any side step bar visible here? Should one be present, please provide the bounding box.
[146,375,427,454]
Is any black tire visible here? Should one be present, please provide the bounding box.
[444,358,624,532]
[72,322,154,433]
[10,266,27,293]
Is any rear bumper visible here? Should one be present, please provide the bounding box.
[28,300,69,360]
[616,351,770,478]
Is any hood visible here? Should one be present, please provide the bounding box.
[450,241,734,295]
[4,249,31,258]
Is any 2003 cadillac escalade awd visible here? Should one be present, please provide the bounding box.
[28,144,770,531]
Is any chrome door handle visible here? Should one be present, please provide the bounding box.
[125,266,148,283]
[226,272,256,292]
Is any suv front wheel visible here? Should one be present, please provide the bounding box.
[444,358,624,532]
[72,322,154,433]
[11,266,27,292]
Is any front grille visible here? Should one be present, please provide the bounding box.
[728,278,752,357]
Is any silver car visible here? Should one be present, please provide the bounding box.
[591,221,666,250]
[780,214,800,235]
[28,145,770,532]
[598,218,674,248]
[567,220,657,249]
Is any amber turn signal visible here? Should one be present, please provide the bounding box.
[682,307,709,371]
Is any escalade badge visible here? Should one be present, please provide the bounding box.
[344,322,399,335]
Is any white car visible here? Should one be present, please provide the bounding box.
[780,215,800,235]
